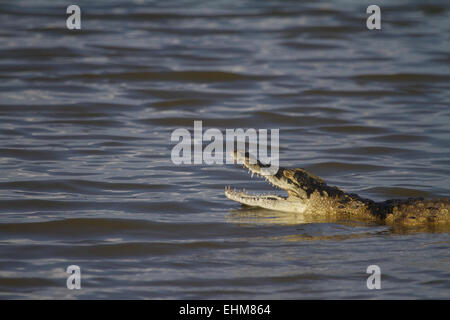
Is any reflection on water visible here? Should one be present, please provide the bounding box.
[227,207,450,238]
[0,0,449,299]
[227,207,386,242]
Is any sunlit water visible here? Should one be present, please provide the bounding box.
[0,0,449,299]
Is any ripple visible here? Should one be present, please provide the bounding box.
[323,146,414,156]
[70,70,275,82]
[0,180,170,195]
[353,73,450,83]
[318,125,389,135]
[307,162,388,175]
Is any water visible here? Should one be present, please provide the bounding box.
[0,0,449,299]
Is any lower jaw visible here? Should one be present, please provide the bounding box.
[225,191,306,213]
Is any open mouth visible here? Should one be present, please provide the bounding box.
[224,151,286,205]
[224,151,306,213]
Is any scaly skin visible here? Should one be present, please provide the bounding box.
[225,151,450,226]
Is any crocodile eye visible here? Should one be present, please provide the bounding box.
[293,171,307,183]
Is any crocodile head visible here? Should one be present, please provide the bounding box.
[225,151,328,213]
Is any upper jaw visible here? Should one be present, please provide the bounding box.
[231,150,266,176]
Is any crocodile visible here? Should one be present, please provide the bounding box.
[224,151,450,226]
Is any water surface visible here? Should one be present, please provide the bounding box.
[0,0,449,299]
